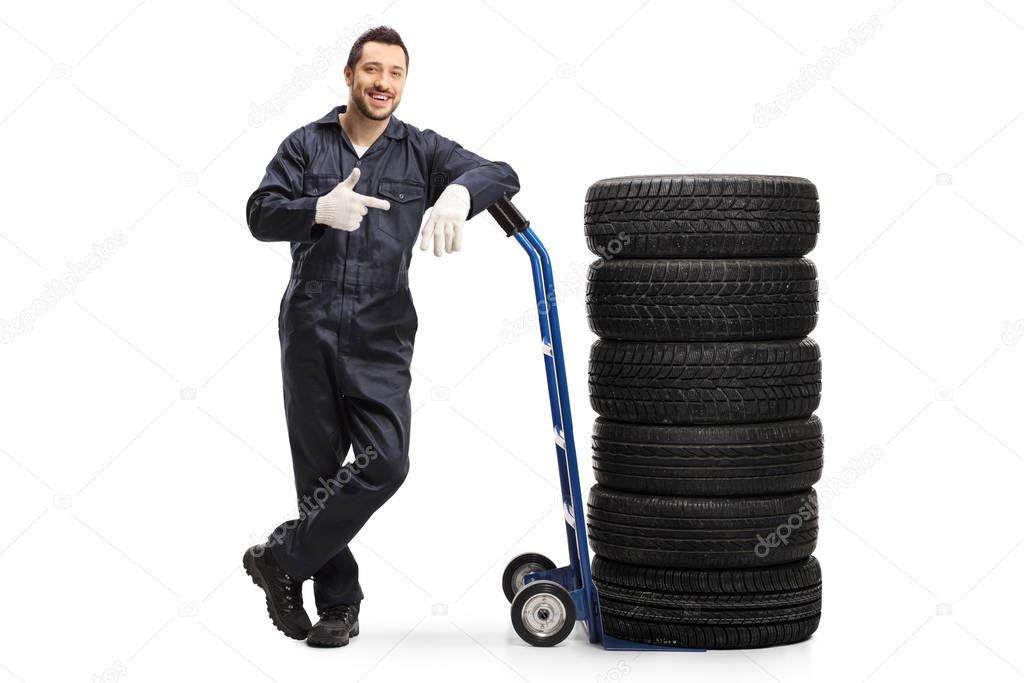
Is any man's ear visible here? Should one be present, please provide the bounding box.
[343,65,352,87]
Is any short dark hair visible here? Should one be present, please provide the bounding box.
[346,26,409,72]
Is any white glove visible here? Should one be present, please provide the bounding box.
[419,184,471,256]
[315,167,390,232]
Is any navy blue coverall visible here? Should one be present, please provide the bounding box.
[246,104,520,611]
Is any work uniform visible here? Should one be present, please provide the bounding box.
[246,104,520,610]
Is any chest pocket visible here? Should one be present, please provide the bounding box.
[302,174,341,198]
[376,178,426,241]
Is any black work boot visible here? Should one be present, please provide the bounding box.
[243,544,312,640]
[306,602,360,648]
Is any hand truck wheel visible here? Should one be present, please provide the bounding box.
[510,579,576,647]
[502,552,556,603]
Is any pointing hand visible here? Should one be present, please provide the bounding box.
[315,167,391,232]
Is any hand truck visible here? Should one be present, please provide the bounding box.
[486,196,705,652]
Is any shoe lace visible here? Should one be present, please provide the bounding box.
[320,604,358,621]
[275,570,302,607]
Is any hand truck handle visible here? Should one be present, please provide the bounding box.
[487,195,530,237]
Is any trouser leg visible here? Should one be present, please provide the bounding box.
[312,546,362,610]
[272,390,411,581]
[268,281,368,608]
[308,291,416,610]
[299,426,365,610]
[302,409,365,611]
[269,280,413,605]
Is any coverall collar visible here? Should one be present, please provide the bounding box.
[313,104,408,140]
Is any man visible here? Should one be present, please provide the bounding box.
[242,26,520,647]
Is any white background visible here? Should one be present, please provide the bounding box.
[1,0,1022,681]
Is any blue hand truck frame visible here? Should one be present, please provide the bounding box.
[486,197,705,652]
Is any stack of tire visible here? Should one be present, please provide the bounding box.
[583,175,823,649]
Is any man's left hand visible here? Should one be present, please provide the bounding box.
[420,184,471,256]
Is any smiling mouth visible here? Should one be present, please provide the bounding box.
[367,90,393,105]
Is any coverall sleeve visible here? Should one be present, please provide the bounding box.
[245,128,324,243]
[427,130,521,220]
